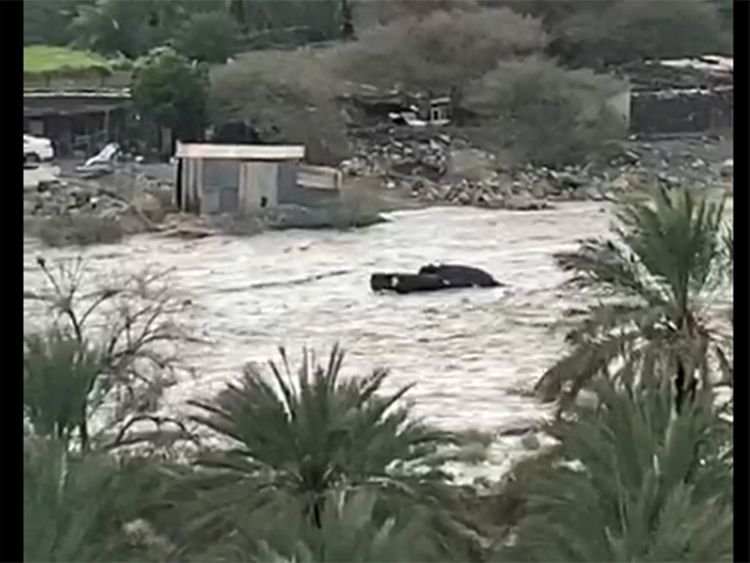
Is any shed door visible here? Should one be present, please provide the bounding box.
[240,162,278,214]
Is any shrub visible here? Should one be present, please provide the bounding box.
[34,215,124,247]
[173,11,240,64]
[551,0,731,67]
[462,56,627,166]
[24,257,194,453]
[332,7,547,94]
[70,0,181,59]
[351,0,481,29]
[210,50,350,165]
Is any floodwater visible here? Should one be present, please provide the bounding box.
[23,202,619,473]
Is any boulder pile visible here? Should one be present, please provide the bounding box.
[341,130,730,211]
[23,168,174,236]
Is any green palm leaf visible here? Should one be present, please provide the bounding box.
[538,185,731,410]
[183,345,470,557]
[23,437,174,562]
[501,379,733,562]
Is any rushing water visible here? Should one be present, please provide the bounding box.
[25,202,619,474]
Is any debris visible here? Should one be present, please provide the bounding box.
[342,130,730,210]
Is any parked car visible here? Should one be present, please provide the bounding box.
[23,134,54,163]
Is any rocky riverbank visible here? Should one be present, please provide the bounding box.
[23,164,386,246]
[341,130,733,210]
[23,130,732,246]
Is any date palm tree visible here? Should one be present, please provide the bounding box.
[24,437,173,562]
[194,488,450,562]
[184,345,473,556]
[535,186,732,413]
[501,377,733,562]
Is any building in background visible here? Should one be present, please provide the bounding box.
[174,143,342,215]
[23,88,132,157]
[622,55,733,136]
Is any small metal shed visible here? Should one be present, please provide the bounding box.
[174,142,306,215]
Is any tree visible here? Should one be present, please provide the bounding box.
[501,377,733,561]
[70,0,183,58]
[535,187,732,413]
[23,0,90,46]
[197,489,450,561]
[210,49,350,165]
[132,47,209,146]
[184,345,473,556]
[550,0,731,68]
[174,11,240,64]
[24,257,194,453]
[462,55,627,166]
[332,7,546,95]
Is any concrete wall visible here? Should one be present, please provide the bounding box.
[278,162,339,208]
[178,157,341,215]
[239,161,281,213]
[606,89,632,128]
[201,159,241,214]
[631,88,733,135]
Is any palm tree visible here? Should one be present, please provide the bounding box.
[194,488,449,562]
[500,377,733,562]
[23,437,174,562]
[535,186,732,413]
[24,331,106,451]
[185,345,473,556]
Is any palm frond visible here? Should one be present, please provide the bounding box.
[540,186,731,409]
[23,437,174,562]
[501,378,733,562]
[185,345,468,555]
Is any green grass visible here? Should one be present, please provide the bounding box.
[24,46,112,77]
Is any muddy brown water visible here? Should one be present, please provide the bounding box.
[26,201,719,478]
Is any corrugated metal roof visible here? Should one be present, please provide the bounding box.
[175,143,305,161]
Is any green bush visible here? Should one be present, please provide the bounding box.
[462,56,627,166]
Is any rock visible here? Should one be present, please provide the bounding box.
[584,186,604,201]
[531,183,548,200]
[446,148,496,182]
[556,171,586,189]
[131,192,164,222]
[497,419,540,437]
[609,176,630,191]
[506,195,551,211]
[521,432,541,451]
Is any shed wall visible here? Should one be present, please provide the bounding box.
[239,161,281,213]
[201,159,241,214]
